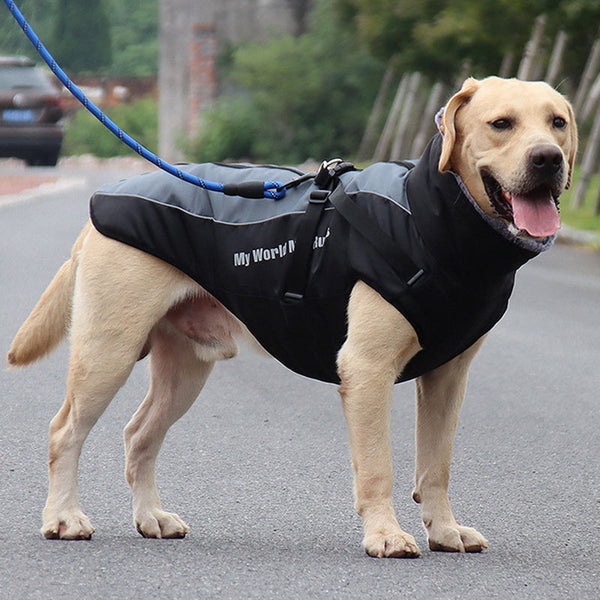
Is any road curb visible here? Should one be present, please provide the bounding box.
[556,224,600,249]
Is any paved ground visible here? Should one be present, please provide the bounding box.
[0,167,598,599]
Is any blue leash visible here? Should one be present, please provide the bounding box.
[2,0,286,199]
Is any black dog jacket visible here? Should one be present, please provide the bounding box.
[90,134,553,384]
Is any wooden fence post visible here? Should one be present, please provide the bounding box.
[499,51,515,78]
[373,73,409,162]
[411,81,445,157]
[582,73,600,121]
[390,72,421,161]
[545,30,568,86]
[594,179,600,215]
[574,38,600,115]
[517,14,547,80]
[357,57,397,161]
[571,107,600,209]
[454,60,472,90]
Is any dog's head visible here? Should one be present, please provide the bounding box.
[438,76,578,239]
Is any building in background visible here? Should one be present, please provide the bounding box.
[159,0,310,160]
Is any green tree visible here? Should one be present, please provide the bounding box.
[107,0,158,76]
[51,0,112,73]
[1,0,157,76]
[0,0,56,59]
[333,0,600,82]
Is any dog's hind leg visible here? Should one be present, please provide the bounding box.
[337,282,422,558]
[124,319,222,539]
[42,338,138,540]
[412,337,489,553]
[41,232,191,540]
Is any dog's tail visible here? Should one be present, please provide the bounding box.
[6,223,90,368]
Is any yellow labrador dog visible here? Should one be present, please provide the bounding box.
[7,77,577,558]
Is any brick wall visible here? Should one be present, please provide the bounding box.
[158,0,303,160]
[188,23,217,138]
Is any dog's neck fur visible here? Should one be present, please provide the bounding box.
[450,170,556,255]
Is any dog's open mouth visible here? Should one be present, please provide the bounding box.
[481,172,561,238]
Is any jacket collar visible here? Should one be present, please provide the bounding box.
[406,133,553,278]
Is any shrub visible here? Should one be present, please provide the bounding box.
[62,97,158,157]
[186,95,262,163]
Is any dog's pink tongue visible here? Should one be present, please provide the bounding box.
[510,190,561,237]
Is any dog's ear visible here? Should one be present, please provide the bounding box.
[564,99,578,190]
[439,77,481,173]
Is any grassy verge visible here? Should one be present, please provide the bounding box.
[559,172,600,245]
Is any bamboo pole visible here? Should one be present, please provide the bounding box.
[517,14,547,81]
[390,72,421,161]
[357,57,398,161]
[373,73,409,162]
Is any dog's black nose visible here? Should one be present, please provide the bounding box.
[529,145,563,175]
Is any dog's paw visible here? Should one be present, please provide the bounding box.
[41,511,95,540]
[135,509,189,539]
[427,524,488,553]
[363,531,422,558]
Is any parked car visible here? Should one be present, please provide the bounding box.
[0,56,64,166]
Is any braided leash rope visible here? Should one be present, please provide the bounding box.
[2,0,286,199]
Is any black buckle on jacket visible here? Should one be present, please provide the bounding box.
[309,190,329,203]
[283,291,304,303]
[314,159,355,189]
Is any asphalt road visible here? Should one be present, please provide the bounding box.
[0,166,598,599]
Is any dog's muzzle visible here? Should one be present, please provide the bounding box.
[481,145,565,239]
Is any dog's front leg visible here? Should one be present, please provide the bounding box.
[337,282,422,558]
[413,337,488,553]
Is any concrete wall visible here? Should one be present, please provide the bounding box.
[159,0,301,160]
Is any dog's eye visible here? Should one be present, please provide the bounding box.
[490,118,512,131]
[553,116,567,129]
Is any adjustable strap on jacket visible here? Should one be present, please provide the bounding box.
[283,160,355,303]
[328,188,425,286]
